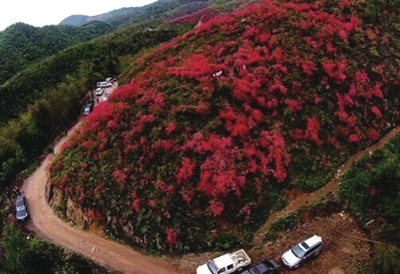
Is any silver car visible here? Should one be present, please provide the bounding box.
[281,235,323,268]
[83,102,93,115]
[15,195,29,221]
[95,87,104,96]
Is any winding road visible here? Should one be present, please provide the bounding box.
[22,122,179,274]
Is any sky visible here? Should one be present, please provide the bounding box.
[0,0,157,31]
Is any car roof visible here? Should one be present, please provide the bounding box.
[302,235,322,249]
[247,260,278,273]
[263,259,279,269]
[213,254,234,268]
[249,262,269,273]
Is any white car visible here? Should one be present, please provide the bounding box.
[196,249,251,274]
[95,87,104,96]
[281,235,323,268]
[97,81,112,88]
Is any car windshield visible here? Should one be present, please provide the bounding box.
[16,205,26,211]
[291,245,306,258]
[207,260,219,274]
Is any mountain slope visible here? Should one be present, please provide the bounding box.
[0,22,113,84]
[48,0,400,254]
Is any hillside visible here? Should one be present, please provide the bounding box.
[48,0,399,257]
[0,0,230,213]
[0,22,113,84]
[45,1,399,252]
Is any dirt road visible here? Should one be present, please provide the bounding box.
[22,124,179,274]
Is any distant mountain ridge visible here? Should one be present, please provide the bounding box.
[59,7,142,26]
[59,0,214,27]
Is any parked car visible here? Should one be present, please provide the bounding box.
[95,87,104,96]
[281,235,323,269]
[197,249,251,274]
[96,81,112,88]
[241,259,279,274]
[83,102,94,115]
[15,195,29,221]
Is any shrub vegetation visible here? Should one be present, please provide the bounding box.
[339,135,400,273]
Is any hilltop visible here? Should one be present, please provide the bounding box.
[48,0,399,260]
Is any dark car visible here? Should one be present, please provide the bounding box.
[15,195,29,221]
[241,260,279,274]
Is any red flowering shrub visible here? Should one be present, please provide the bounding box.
[348,133,360,143]
[371,106,382,119]
[148,199,157,209]
[285,99,302,112]
[367,128,380,141]
[209,200,224,216]
[113,169,127,188]
[165,123,176,135]
[166,228,177,252]
[176,157,196,184]
[305,117,322,146]
[132,199,141,212]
